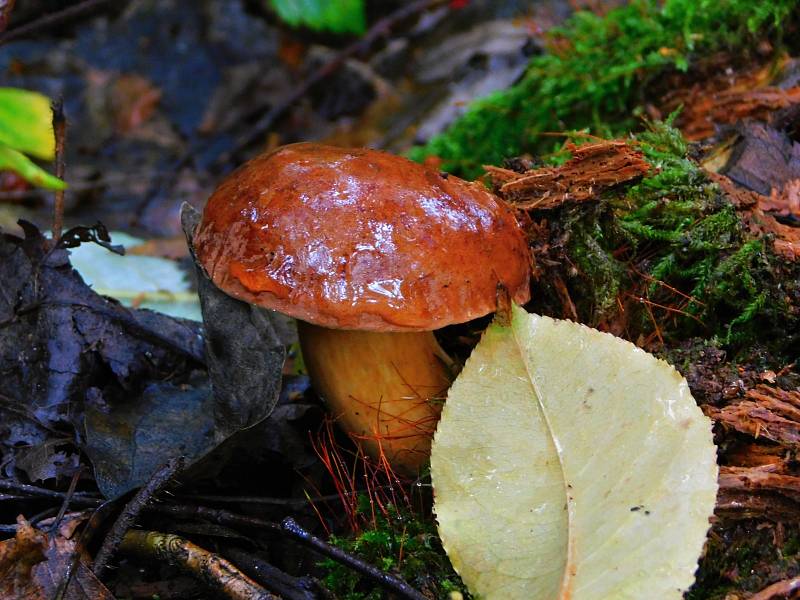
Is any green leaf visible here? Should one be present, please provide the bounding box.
[0,87,55,160]
[268,0,366,34]
[0,145,66,190]
[431,304,718,599]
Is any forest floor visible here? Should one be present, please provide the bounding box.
[1,1,800,599]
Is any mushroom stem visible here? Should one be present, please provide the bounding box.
[297,322,453,475]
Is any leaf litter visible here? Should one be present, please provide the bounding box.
[0,217,287,498]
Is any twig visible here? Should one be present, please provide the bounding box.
[174,492,342,508]
[282,517,428,600]
[54,499,117,600]
[120,530,278,600]
[0,479,101,506]
[0,0,16,33]
[218,0,448,166]
[93,457,184,578]
[223,546,326,600]
[51,97,66,243]
[0,0,117,45]
[145,505,427,600]
[49,467,82,536]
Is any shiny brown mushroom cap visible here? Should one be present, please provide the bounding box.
[194,143,531,331]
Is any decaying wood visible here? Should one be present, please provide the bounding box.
[662,56,800,140]
[705,171,800,260]
[720,465,800,502]
[673,87,800,141]
[760,179,800,216]
[750,575,800,600]
[716,464,800,522]
[119,530,277,600]
[485,140,650,209]
[716,489,800,522]
[705,171,761,208]
[725,443,787,467]
[705,385,800,446]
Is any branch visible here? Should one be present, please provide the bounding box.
[120,530,278,600]
[93,457,184,577]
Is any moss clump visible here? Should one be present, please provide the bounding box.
[527,118,798,354]
[409,0,797,179]
[319,495,468,599]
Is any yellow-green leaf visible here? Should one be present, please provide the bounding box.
[431,304,718,600]
[0,87,55,160]
[0,145,66,190]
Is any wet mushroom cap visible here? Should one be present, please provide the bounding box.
[194,143,531,331]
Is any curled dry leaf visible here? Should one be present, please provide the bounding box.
[431,304,718,599]
[0,516,113,599]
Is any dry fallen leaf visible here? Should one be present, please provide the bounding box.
[431,304,718,599]
[0,515,113,600]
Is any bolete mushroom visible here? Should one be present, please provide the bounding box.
[193,143,530,474]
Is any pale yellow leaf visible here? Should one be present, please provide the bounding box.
[431,304,718,600]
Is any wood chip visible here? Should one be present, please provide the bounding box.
[705,385,800,446]
[705,171,800,260]
[485,140,650,209]
[716,464,800,522]
[662,56,800,141]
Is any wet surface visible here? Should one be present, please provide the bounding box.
[194,143,531,330]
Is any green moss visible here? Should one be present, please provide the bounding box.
[528,118,798,353]
[319,495,469,599]
[409,0,797,179]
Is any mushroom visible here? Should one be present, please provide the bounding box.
[193,143,530,474]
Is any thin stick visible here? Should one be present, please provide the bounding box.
[92,457,184,578]
[223,546,324,600]
[120,530,277,600]
[49,467,82,536]
[174,492,344,507]
[281,517,428,600]
[145,505,427,600]
[218,0,448,166]
[0,479,101,506]
[51,97,66,242]
[0,0,116,45]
